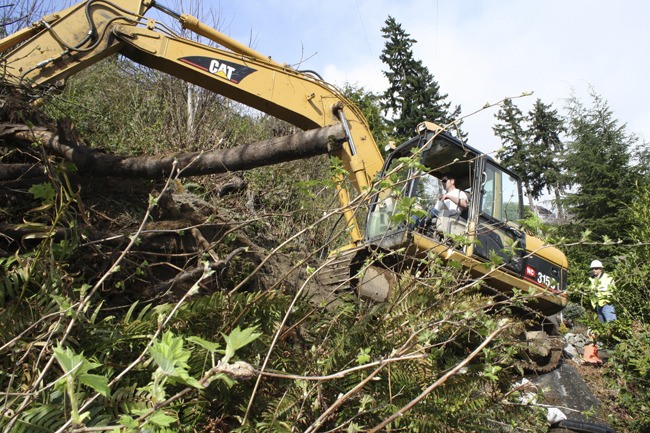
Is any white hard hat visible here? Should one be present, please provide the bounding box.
[590,260,603,269]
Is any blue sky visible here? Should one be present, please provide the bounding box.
[213,0,650,153]
[43,0,650,154]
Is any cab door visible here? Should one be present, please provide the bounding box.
[472,159,526,273]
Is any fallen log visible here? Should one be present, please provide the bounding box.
[0,120,346,180]
[149,246,248,296]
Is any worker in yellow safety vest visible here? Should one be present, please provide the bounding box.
[589,259,616,323]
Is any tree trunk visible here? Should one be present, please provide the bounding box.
[553,184,564,219]
[187,83,196,137]
[1,121,346,180]
[526,189,536,214]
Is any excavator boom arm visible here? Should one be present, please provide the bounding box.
[0,0,384,242]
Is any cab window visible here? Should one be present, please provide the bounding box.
[365,155,413,238]
[480,162,521,222]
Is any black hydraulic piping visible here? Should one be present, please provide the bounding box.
[150,0,181,20]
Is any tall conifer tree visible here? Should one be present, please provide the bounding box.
[528,100,566,217]
[493,99,531,204]
[380,16,460,138]
[493,98,566,214]
[564,92,636,241]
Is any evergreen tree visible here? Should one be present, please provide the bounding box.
[616,182,650,322]
[563,91,637,244]
[629,138,650,182]
[493,99,531,205]
[528,100,566,217]
[493,98,566,214]
[380,16,461,138]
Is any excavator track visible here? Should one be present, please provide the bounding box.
[308,249,359,308]
[313,246,398,304]
[314,247,565,372]
[315,253,355,293]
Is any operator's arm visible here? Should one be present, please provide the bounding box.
[457,191,469,209]
[441,190,468,210]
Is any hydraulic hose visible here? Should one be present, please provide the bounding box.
[556,419,616,433]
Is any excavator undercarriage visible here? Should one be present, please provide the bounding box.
[315,239,566,373]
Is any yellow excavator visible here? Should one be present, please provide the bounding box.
[1,0,568,370]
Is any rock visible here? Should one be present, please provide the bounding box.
[563,344,581,363]
[529,363,609,426]
[564,332,590,354]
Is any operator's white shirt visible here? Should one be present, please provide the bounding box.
[435,188,468,214]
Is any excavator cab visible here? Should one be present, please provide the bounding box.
[362,122,567,318]
[366,122,475,244]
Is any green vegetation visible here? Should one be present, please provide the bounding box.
[1,7,649,433]
[494,91,650,432]
[380,16,462,138]
[493,98,565,211]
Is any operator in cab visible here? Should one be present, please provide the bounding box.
[432,175,469,217]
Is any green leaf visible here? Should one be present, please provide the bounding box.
[53,346,110,396]
[221,326,262,364]
[482,365,502,381]
[119,414,139,429]
[212,372,237,388]
[29,182,56,203]
[345,422,361,433]
[149,331,191,375]
[187,336,221,354]
[356,348,371,365]
[148,331,204,389]
[413,208,427,218]
[358,394,375,413]
[54,346,101,376]
[79,373,110,397]
[147,410,177,427]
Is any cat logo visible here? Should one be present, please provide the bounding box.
[209,59,235,80]
[179,56,256,84]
